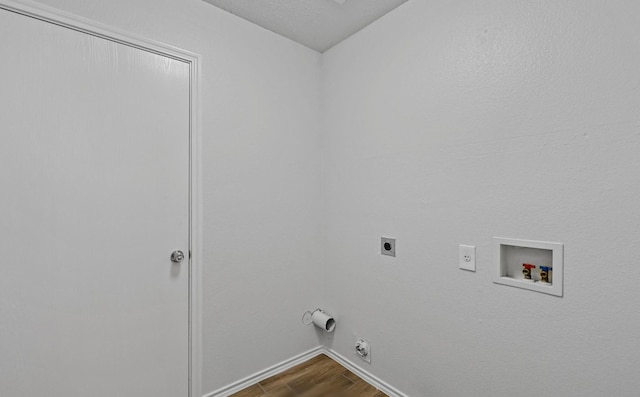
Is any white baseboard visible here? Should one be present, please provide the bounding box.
[203,346,324,397]
[322,348,408,397]
[203,345,408,397]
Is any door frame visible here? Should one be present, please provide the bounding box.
[0,1,203,396]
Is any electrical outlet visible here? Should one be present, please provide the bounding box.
[354,338,371,364]
[459,245,476,272]
[381,237,395,257]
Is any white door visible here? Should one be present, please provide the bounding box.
[0,7,191,397]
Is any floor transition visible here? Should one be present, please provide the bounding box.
[230,354,389,397]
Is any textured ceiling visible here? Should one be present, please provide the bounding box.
[201,0,409,52]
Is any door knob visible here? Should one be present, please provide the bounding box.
[170,250,185,263]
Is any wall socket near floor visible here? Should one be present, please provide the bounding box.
[459,245,476,272]
[354,338,371,364]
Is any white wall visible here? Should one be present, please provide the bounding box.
[27,0,323,393]
[19,0,640,395]
[321,1,640,396]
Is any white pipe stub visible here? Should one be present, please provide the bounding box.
[302,309,336,333]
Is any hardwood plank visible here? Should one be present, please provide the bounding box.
[287,358,346,393]
[342,369,361,383]
[262,385,295,397]
[298,375,353,397]
[229,383,264,397]
[259,354,329,391]
[233,354,387,397]
[347,380,382,396]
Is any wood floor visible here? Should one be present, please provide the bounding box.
[230,354,389,397]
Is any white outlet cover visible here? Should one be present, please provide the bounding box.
[354,338,371,364]
[381,237,396,257]
[459,245,476,272]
